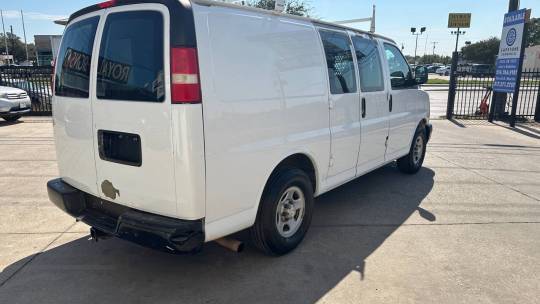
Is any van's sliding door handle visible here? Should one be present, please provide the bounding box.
[361,98,366,118]
[389,95,393,112]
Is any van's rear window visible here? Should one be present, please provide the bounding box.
[55,17,99,98]
[96,11,165,102]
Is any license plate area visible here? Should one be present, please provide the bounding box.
[98,130,142,167]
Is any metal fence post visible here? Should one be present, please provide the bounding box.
[535,75,540,122]
[509,21,528,127]
[446,51,459,120]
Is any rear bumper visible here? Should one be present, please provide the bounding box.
[47,178,204,254]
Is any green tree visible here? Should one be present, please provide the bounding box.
[0,32,35,63]
[248,0,312,17]
[527,17,540,47]
[460,37,500,64]
[418,54,452,65]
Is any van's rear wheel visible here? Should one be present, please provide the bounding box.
[250,168,313,256]
[397,125,427,174]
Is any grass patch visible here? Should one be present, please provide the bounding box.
[426,79,449,85]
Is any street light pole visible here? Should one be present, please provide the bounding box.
[20,10,29,62]
[411,27,426,65]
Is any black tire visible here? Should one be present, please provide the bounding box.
[250,168,314,256]
[397,125,427,174]
[2,115,21,122]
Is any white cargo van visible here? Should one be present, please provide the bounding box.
[47,0,432,255]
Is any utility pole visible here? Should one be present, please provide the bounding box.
[431,41,438,56]
[9,25,15,62]
[20,10,28,62]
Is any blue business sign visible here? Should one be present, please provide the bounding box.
[493,9,527,93]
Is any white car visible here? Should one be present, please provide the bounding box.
[47,0,432,256]
[0,86,31,122]
[436,66,451,76]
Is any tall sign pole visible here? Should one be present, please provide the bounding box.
[446,13,471,120]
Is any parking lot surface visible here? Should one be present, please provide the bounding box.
[0,117,539,304]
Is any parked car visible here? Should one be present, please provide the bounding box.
[470,64,493,77]
[436,66,451,76]
[427,65,442,73]
[47,0,432,256]
[12,80,52,106]
[0,86,31,122]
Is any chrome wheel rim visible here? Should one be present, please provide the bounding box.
[276,186,305,238]
[413,135,424,165]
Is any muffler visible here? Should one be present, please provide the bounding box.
[90,227,111,242]
[215,237,244,253]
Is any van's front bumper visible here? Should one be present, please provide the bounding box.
[47,178,204,254]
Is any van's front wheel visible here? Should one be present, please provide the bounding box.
[250,169,313,256]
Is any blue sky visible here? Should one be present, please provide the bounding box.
[1,0,539,56]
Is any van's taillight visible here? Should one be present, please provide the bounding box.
[171,47,201,104]
[98,0,116,9]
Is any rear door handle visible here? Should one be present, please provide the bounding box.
[361,98,366,118]
[389,95,393,112]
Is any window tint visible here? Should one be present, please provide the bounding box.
[351,36,384,92]
[97,11,164,102]
[55,17,99,98]
[319,30,357,94]
[383,43,412,89]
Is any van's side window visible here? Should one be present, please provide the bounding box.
[97,11,164,102]
[351,36,384,92]
[55,17,99,98]
[319,30,357,94]
[383,43,412,89]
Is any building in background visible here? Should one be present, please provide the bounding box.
[523,45,540,70]
[34,35,62,66]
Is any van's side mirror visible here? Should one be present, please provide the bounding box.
[390,71,406,87]
[414,65,428,85]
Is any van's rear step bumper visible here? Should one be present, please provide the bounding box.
[47,178,204,254]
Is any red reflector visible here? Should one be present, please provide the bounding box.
[98,0,116,9]
[171,47,201,104]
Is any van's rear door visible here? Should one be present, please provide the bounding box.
[53,11,102,195]
[90,4,177,217]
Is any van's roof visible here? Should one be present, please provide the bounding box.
[68,0,396,45]
[193,0,396,44]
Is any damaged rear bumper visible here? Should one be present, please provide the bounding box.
[47,178,204,254]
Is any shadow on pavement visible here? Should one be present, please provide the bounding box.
[0,165,435,304]
[0,120,22,127]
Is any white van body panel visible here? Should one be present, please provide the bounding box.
[192,3,330,238]
[53,10,105,198]
[89,4,178,217]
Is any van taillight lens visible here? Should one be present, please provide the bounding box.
[171,47,201,104]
